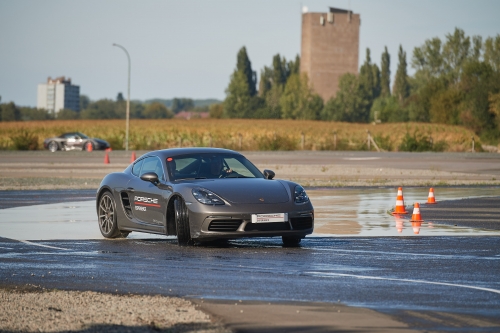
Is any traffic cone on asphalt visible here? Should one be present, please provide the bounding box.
[411,221,422,235]
[427,188,437,204]
[104,152,110,164]
[86,142,93,152]
[392,187,408,215]
[410,202,424,222]
[130,151,137,163]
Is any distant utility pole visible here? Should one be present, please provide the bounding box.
[112,43,131,151]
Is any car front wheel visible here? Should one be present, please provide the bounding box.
[98,191,128,238]
[48,141,58,152]
[174,197,192,246]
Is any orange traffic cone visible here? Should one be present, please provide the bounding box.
[130,151,136,163]
[427,188,436,204]
[86,142,93,152]
[411,221,422,234]
[410,202,424,222]
[392,187,408,215]
[104,152,110,164]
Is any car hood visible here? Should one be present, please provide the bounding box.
[192,178,290,204]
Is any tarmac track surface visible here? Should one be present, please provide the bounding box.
[1,190,500,332]
[1,234,500,332]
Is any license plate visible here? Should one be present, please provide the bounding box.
[251,213,288,223]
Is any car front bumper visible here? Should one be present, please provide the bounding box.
[185,201,314,241]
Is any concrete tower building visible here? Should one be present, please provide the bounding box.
[300,7,360,102]
[37,77,80,114]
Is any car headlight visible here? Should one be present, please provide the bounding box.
[192,188,225,205]
[294,185,309,204]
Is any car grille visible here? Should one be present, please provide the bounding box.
[245,222,291,232]
[290,217,313,230]
[208,220,243,232]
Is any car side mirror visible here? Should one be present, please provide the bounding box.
[263,169,275,180]
[140,172,159,184]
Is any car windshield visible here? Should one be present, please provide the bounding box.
[166,153,264,180]
[75,132,89,139]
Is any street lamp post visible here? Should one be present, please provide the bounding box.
[112,43,131,151]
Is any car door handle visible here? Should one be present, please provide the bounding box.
[127,187,135,193]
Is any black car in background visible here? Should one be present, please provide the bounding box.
[43,132,110,152]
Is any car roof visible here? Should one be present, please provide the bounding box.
[144,147,242,159]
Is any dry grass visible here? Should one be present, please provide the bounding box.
[0,119,478,151]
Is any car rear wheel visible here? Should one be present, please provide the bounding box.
[174,197,192,246]
[48,141,59,152]
[282,236,302,247]
[98,191,128,238]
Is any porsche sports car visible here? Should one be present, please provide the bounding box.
[43,132,110,152]
[96,147,314,246]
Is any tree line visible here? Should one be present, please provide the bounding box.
[0,96,211,122]
[222,28,500,142]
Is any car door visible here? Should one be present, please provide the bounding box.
[63,133,78,150]
[128,156,166,226]
[73,134,84,150]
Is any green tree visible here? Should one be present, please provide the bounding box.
[484,35,500,72]
[272,54,286,87]
[280,73,322,120]
[171,98,194,113]
[0,102,21,121]
[57,109,80,120]
[224,70,252,118]
[116,92,125,102]
[380,46,391,97]
[19,107,52,120]
[237,47,257,96]
[322,73,369,122]
[258,66,273,98]
[458,61,499,138]
[370,96,407,123]
[442,28,471,82]
[209,103,224,119]
[81,99,121,119]
[393,45,410,103]
[80,95,90,111]
[143,102,174,119]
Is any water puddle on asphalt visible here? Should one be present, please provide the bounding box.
[0,187,499,241]
[309,187,500,237]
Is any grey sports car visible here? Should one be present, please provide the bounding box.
[43,132,110,152]
[96,147,314,246]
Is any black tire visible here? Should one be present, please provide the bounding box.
[48,141,59,152]
[174,197,192,246]
[282,236,302,247]
[98,191,127,238]
[84,141,94,151]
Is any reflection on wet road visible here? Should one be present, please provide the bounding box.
[1,188,500,331]
[1,187,499,241]
[1,235,499,330]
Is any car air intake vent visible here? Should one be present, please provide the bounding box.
[120,192,132,218]
[290,217,313,230]
[208,220,243,232]
[245,222,291,232]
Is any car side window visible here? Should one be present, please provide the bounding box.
[132,159,144,177]
[140,157,165,181]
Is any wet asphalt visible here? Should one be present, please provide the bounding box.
[1,190,500,332]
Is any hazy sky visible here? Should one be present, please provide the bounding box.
[1,0,499,107]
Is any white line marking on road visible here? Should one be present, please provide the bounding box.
[310,248,500,260]
[343,157,381,161]
[307,272,500,295]
[18,240,70,251]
